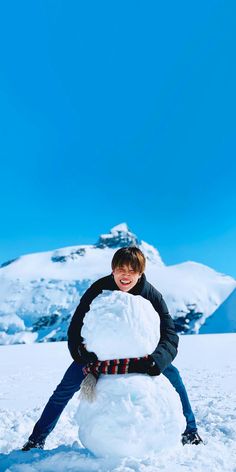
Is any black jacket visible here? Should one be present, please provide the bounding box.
[67,274,179,374]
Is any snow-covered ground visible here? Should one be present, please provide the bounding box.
[0,333,236,471]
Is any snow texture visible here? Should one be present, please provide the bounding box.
[81,291,160,359]
[77,374,183,458]
[78,292,183,457]
[0,334,236,471]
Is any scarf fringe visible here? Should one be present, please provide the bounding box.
[80,373,98,402]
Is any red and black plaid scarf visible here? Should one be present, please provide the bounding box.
[83,355,149,379]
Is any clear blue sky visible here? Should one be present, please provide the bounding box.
[0,1,236,278]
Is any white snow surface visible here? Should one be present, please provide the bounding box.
[77,375,183,458]
[81,291,160,359]
[79,292,182,457]
[0,334,236,471]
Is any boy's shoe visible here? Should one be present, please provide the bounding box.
[21,438,45,451]
[181,431,203,446]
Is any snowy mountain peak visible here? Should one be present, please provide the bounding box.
[111,223,129,233]
[139,240,164,266]
[97,223,139,248]
[0,224,236,346]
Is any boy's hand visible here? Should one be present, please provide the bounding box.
[129,356,153,374]
[78,344,98,364]
[146,358,161,376]
[129,356,161,376]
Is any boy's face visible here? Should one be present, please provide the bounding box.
[112,264,142,292]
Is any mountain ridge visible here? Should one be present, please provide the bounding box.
[0,223,235,345]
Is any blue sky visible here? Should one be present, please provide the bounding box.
[0,0,236,277]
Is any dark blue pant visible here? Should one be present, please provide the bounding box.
[29,362,196,442]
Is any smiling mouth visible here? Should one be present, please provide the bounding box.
[120,280,131,286]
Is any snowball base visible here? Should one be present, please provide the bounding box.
[77,373,184,458]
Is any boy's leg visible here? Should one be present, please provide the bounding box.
[162,364,197,433]
[28,361,84,443]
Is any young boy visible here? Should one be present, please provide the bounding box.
[22,246,203,451]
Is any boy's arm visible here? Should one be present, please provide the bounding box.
[67,279,104,363]
[147,286,179,374]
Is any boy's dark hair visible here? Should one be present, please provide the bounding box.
[111,247,146,273]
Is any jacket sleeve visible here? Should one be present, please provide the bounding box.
[148,286,179,374]
[67,280,104,362]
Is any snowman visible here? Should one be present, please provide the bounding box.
[75,290,184,458]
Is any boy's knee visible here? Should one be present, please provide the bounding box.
[52,381,80,400]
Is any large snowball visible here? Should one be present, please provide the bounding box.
[81,291,160,359]
[77,290,184,457]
